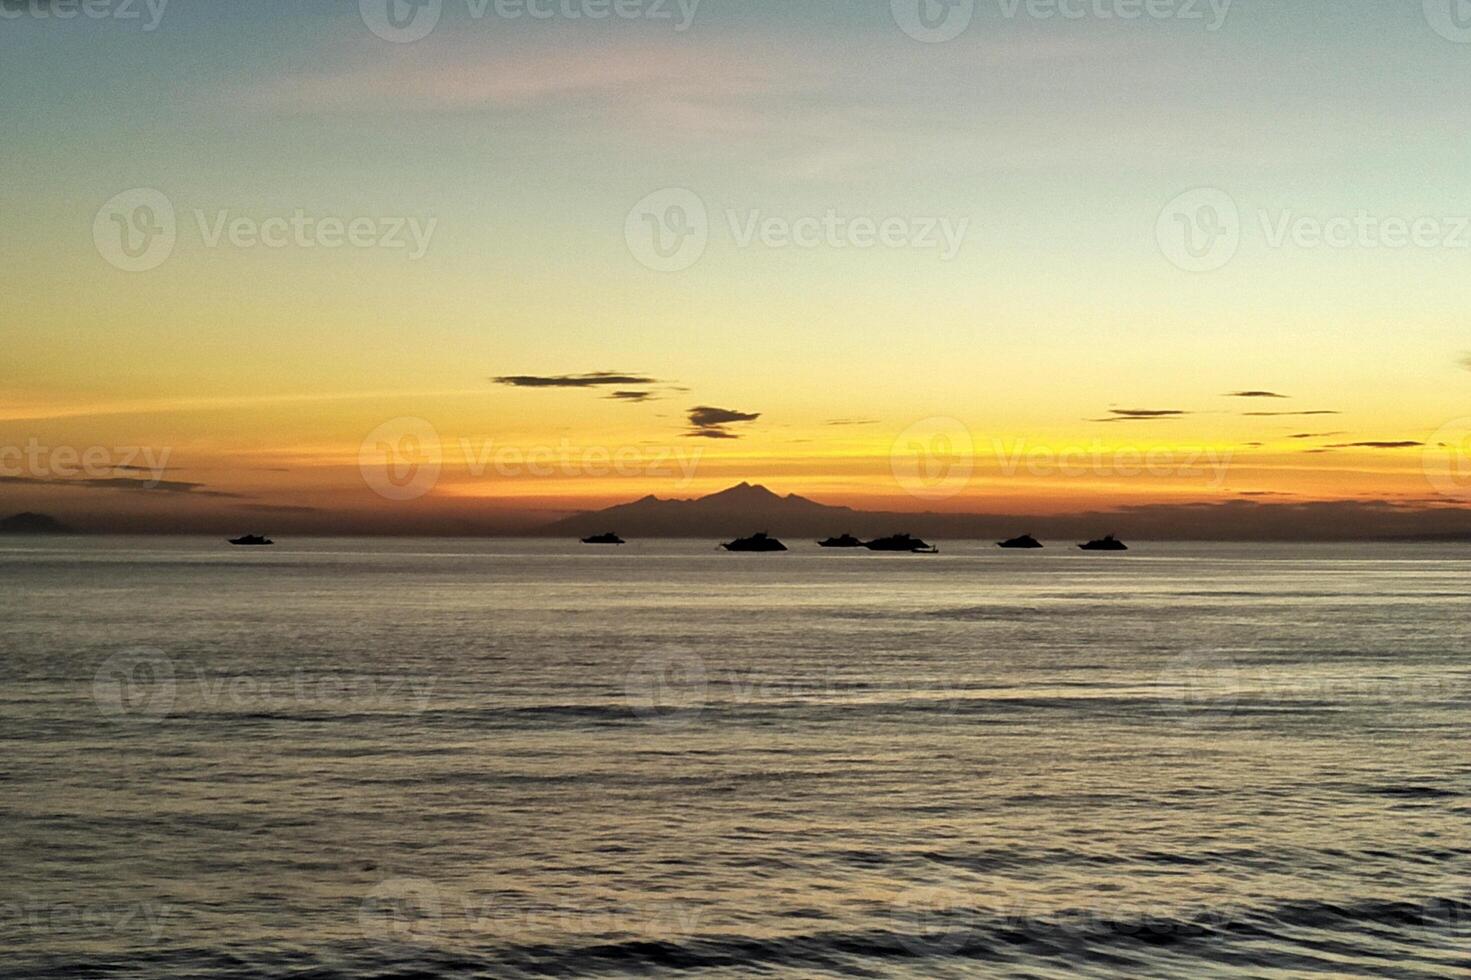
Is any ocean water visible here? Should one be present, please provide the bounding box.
[1,537,1467,978]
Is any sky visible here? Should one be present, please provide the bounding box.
[4,0,1471,533]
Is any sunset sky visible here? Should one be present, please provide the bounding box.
[4,1,1471,532]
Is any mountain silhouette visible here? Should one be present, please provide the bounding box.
[540,483,859,538]
[0,512,72,534]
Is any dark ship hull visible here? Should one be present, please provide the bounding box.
[864,535,938,554]
[722,533,787,552]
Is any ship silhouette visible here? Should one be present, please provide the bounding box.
[998,534,1043,549]
[1079,534,1128,552]
[818,533,864,548]
[864,533,938,554]
[721,532,788,552]
[228,534,274,546]
[580,532,626,545]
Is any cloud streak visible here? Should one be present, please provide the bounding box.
[494,372,660,389]
[1089,409,1190,422]
[687,406,762,439]
[0,475,240,497]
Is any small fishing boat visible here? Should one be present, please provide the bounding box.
[581,532,626,545]
[998,534,1043,549]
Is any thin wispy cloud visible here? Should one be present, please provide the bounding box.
[1243,410,1340,417]
[0,475,239,497]
[606,391,657,403]
[226,32,1135,181]
[1089,409,1190,422]
[1325,441,1424,449]
[1226,390,1289,399]
[825,418,880,427]
[0,388,492,424]
[494,372,660,389]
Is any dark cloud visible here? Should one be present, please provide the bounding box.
[493,371,659,389]
[607,391,656,403]
[1325,441,1424,450]
[689,406,761,427]
[1226,391,1289,399]
[1243,410,1340,417]
[686,405,762,439]
[1089,409,1190,422]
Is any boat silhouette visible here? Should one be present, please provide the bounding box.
[817,533,864,548]
[1079,534,1128,552]
[721,532,788,552]
[864,533,938,554]
[581,532,626,545]
[998,534,1043,549]
[228,534,274,546]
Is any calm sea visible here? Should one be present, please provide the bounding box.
[1,537,1467,978]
